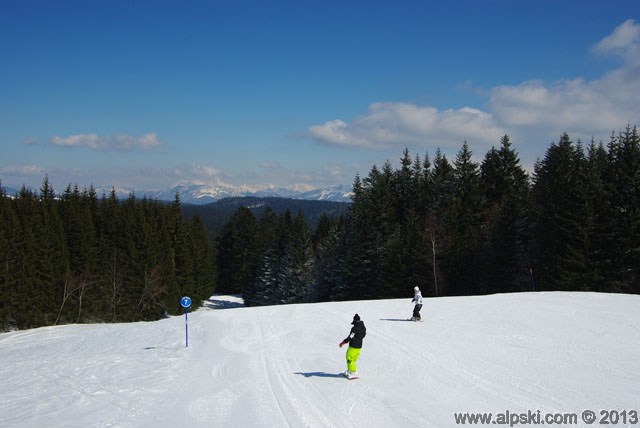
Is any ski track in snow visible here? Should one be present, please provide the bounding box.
[1,292,639,428]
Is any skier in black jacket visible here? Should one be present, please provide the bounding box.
[338,313,366,378]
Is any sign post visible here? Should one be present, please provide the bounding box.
[180,296,192,348]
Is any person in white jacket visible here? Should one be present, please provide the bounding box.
[411,286,423,321]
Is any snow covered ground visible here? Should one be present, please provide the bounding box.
[1,292,639,428]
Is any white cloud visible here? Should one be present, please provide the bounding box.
[592,19,640,65]
[288,162,353,186]
[189,163,222,178]
[490,21,640,140]
[155,163,227,187]
[489,78,617,130]
[307,20,640,156]
[308,102,506,150]
[50,133,165,152]
[0,165,47,176]
[258,161,282,170]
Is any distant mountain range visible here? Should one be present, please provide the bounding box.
[147,183,354,204]
[1,182,354,204]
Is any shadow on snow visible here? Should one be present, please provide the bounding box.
[294,372,345,379]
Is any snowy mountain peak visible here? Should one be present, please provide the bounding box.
[144,183,352,204]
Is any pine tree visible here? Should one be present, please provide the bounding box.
[431,149,455,218]
[606,126,640,293]
[169,193,195,313]
[188,214,217,303]
[394,148,415,220]
[131,197,167,320]
[532,133,590,291]
[96,189,126,321]
[581,140,610,292]
[445,142,482,295]
[215,207,258,294]
[287,210,313,303]
[11,187,39,327]
[309,214,342,302]
[34,177,69,325]
[58,184,98,323]
[341,164,395,300]
[242,207,279,305]
[247,210,295,305]
[478,135,531,294]
[0,184,21,329]
[425,150,454,297]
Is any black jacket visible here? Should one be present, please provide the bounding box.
[343,320,366,349]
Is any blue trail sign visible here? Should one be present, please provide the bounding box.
[180,296,192,347]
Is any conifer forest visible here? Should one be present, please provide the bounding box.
[1,127,639,330]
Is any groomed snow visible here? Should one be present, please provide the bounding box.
[1,292,639,427]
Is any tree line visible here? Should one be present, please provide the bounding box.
[217,126,639,305]
[0,181,215,330]
[2,125,638,328]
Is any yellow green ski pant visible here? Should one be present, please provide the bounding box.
[346,347,361,372]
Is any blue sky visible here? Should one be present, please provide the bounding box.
[1,0,639,192]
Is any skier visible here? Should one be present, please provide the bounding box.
[411,286,423,321]
[338,313,366,379]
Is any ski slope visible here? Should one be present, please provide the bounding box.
[1,292,639,428]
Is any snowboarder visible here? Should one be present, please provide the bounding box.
[411,286,423,321]
[338,313,366,379]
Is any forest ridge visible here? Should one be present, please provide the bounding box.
[220,127,639,306]
[1,127,639,329]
